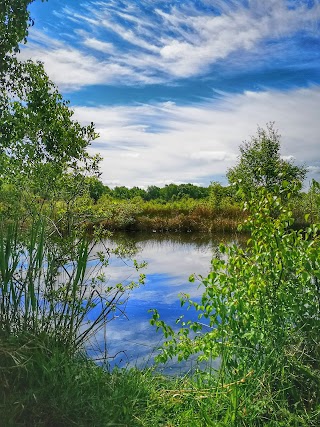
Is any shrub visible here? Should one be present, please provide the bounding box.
[151,185,320,425]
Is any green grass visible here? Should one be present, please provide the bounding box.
[1,332,319,426]
[0,333,152,427]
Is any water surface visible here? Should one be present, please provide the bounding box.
[87,232,238,372]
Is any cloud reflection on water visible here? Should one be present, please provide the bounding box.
[87,232,237,372]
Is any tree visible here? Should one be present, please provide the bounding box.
[146,185,161,201]
[209,181,232,209]
[0,1,100,225]
[227,123,306,196]
[1,60,98,179]
[0,61,97,180]
[1,0,98,179]
[85,176,107,202]
[0,59,100,221]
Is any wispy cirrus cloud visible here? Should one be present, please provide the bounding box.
[24,0,320,90]
[18,29,156,91]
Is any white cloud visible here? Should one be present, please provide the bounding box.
[100,0,319,80]
[190,151,237,162]
[308,166,320,174]
[19,31,157,90]
[22,0,320,89]
[81,35,115,54]
[73,87,320,188]
[121,152,140,158]
[281,155,295,161]
[19,32,137,90]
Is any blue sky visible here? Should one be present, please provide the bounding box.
[23,0,320,187]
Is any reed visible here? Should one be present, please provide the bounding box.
[0,219,140,350]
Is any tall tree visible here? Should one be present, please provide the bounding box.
[0,0,100,225]
[227,123,306,196]
[1,60,98,184]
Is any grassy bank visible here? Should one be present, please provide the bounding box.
[52,194,310,234]
[1,333,152,427]
[2,332,319,426]
[1,183,314,235]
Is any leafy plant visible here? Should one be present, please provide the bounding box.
[0,0,44,64]
[151,184,320,424]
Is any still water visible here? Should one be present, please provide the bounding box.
[87,232,238,372]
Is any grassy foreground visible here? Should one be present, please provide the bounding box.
[1,332,319,426]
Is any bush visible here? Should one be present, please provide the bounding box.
[151,185,320,425]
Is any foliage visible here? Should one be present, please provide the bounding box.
[209,181,237,209]
[85,176,107,202]
[109,183,211,202]
[0,3,101,228]
[0,0,45,65]
[290,180,320,228]
[93,195,143,230]
[151,184,320,424]
[304,179,320,223]
[91,195,244,233]
[0,59,98,185]
[0,59,101,224]
[227,123,307,196]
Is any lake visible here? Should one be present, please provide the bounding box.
[86,232,239,373]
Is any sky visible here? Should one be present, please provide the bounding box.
[23,0,320,188]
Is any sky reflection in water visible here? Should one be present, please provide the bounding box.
[87,232,237,373]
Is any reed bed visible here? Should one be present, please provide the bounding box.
[0,220,140,349]
[88,199,246,233]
